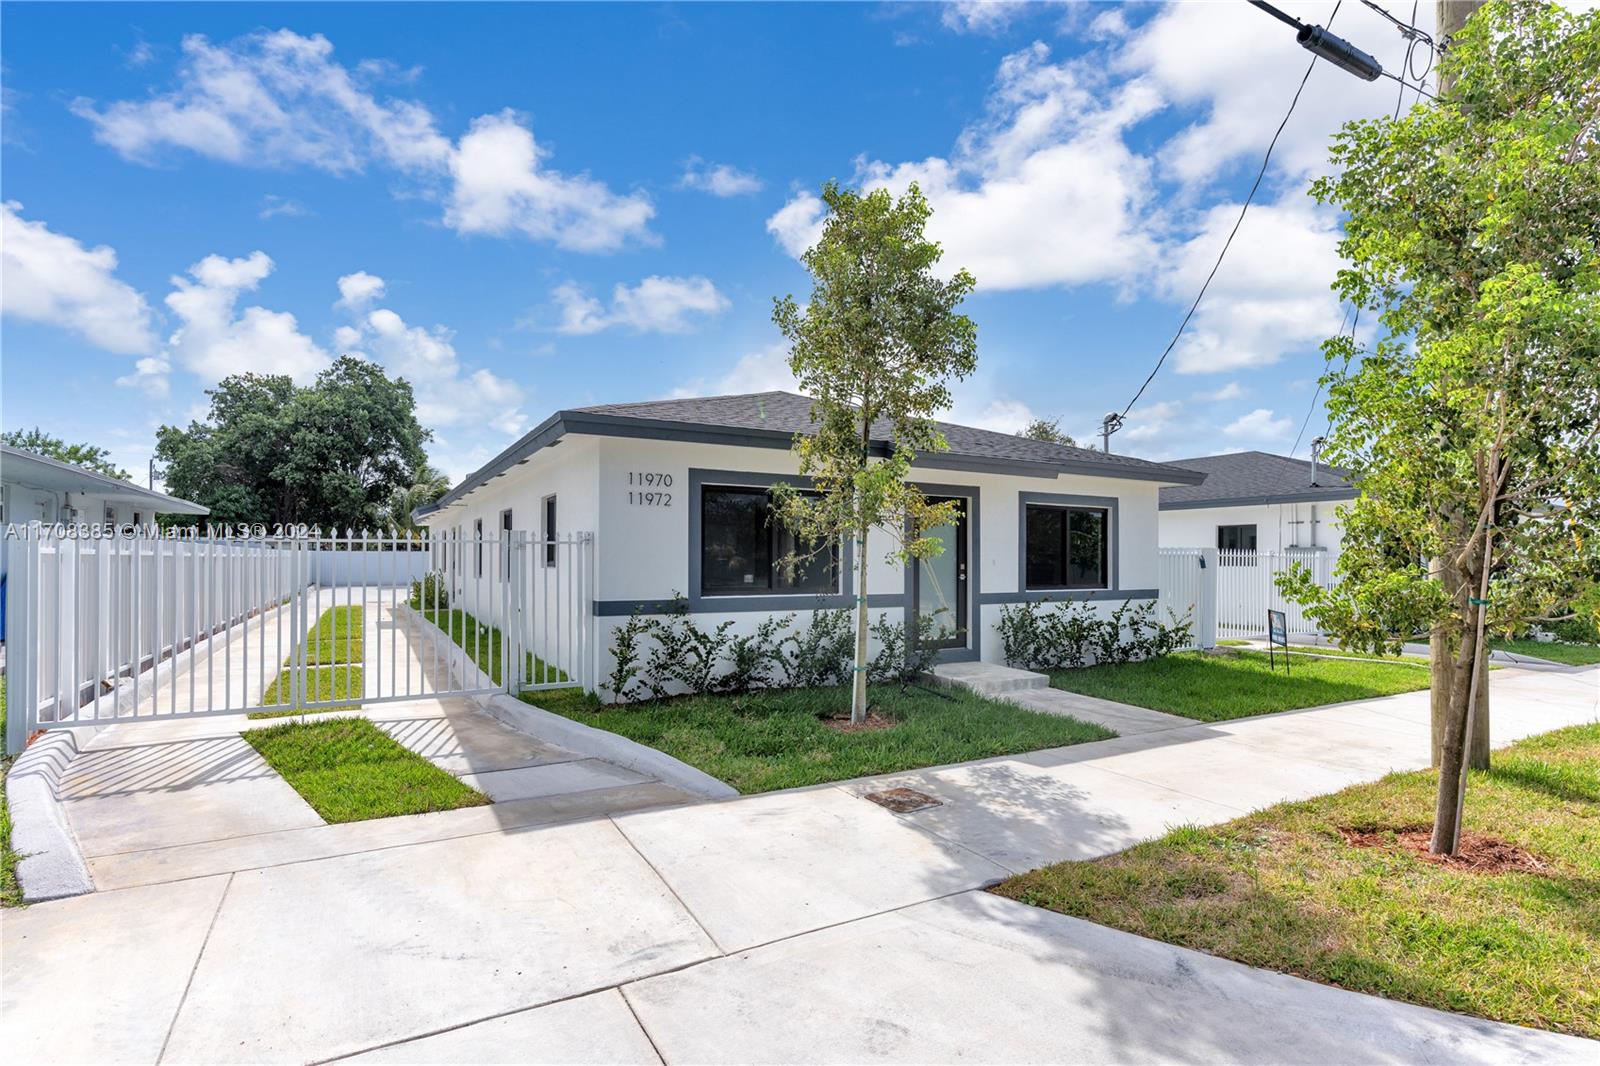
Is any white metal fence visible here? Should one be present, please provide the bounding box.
[4,527,593,752]
[1158,546,1332,648]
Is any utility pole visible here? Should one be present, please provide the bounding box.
[1428,0,1488,770]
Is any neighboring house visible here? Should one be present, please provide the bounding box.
[1,444,210,583]
[415,390,1205,689]
[1157,450,1357,564]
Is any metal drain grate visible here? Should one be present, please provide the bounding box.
[864,787,941,813]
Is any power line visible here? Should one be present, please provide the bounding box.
[1290,303,1360,459]
[1120,1,1343,421]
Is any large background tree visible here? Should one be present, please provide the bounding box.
[1283,0,1599,855]
[157,355,432,529]
[2,427,130,479]
[771,181,978,724]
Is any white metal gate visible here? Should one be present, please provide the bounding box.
[4,526,593,753]
[1158,546,1332,648]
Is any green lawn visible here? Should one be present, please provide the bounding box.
[1049,649,1431,722]
[1492,638,1600,666]
[254,666,364,714]
[525,685,1113,794]
[243,717,489,822]
[421,607,568,685]
[993,724,1600,1038]
[0,678,20,907]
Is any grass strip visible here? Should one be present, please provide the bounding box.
[0,679,20,907]
[243,717,489,823]
[421,607,568,685]
[992,723,1600,1037]
[525,684,1113,794]
[254,666,364,715]
[1491,638,1600,666]
[1049,649,1431,722]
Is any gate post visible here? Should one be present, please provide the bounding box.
[1196,547,1219,650]
[6,527,37,753]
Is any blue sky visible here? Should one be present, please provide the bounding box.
[1,1,1440,485]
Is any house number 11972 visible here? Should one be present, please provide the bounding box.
[627,471,673,506]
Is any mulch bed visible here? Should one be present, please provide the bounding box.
[821,711,896,733]
[1339,825,1550,875]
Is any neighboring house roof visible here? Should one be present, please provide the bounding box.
[1,445,210,516]
[421,390,1206,519]
[1158,450,1356,510]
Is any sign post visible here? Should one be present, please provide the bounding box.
[1267,609,1290,673]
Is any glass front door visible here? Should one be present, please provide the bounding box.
[915,497,969,650]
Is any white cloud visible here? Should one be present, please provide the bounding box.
[1223,407,1293,442]
[680,157,762,197]
[339,302,526,437]
[768,43,1161,289]
[1122,400,1183,443]
[552,275,730,335]
[670,341,799,399]
[117,356,172,398]
[946,396,1036,434]
[335,270,386,311]
[161,250,331,386]
[941,1,1033,35]
[444,110,656,252]
[1193,381,1244,402]
[1,201,158,355]
[1164,197,1345,373]
[766,191,826,258]
[74,30,653,253]
[259,194,308,219]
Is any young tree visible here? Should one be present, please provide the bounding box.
[1018,417,1076,447]
[157,355,432,529]
[1282,0,1600,855]
[1,427,130,480]
[771,182,978,723]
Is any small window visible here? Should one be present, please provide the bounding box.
[700,486,837,595]
[1218,524,1258,555]
[474,519,484,577]
[543,495,557,567]
[104,505,116,526]
[1024,504,1108,590]
[501,509,513,574]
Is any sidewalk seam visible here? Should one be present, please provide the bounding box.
[156,872,234,1064]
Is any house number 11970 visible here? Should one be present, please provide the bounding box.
[627,471,673,507]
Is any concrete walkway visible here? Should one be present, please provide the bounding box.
[4,666,1596,1063]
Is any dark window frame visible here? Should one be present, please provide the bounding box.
[698,484,840,597]
[474,518,484,577]
[542,495,557,567]
[500,508,513,574]
[1023,503,1109,591]
[1217,523,1258,556]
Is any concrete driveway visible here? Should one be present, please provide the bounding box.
[3,666,1596,1064]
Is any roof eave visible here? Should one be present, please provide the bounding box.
[1160,487,1360,510]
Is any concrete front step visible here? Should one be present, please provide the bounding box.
[929,660,1049,696]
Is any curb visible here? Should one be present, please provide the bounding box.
[394,603,737,801]
[7,729,97,902]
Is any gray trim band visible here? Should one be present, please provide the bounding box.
[595,594,907,617]
[976,588,1159,605]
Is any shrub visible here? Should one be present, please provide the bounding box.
[998,598,1190,670]
[604,609,652,702]
[644,594,734,697]
[722,614,795,693]
[868,612,948,688]
[408,570,449,611]
[784,608,856,687]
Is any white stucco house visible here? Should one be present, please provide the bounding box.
[1157,450,1356,565]
[1,444,210,580]
[415,391,1206,688]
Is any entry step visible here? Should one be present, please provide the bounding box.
[928,661,1049,696]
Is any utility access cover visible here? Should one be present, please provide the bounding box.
[865,787,941,814]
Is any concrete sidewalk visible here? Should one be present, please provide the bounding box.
[3,666,1596,1064]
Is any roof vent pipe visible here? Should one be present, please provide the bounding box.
[1310,436,1327,487]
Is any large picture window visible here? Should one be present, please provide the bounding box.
[1025,504,1108,590]
[701,486,838,595]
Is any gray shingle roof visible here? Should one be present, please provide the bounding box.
[423,390,1205,517]
[573,391,1203,481]
[1158,450,1356,509]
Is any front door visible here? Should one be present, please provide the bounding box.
[914,497,969,650]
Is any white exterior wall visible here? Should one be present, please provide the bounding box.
[1159,499,1347,562]
[423,431,1169,695]
[1,483,151,581]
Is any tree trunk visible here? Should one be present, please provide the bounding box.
[1469,638,1491,770]
[1430,628,1477,854]
[851,523,870,724]
[1428,556,1457,767]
